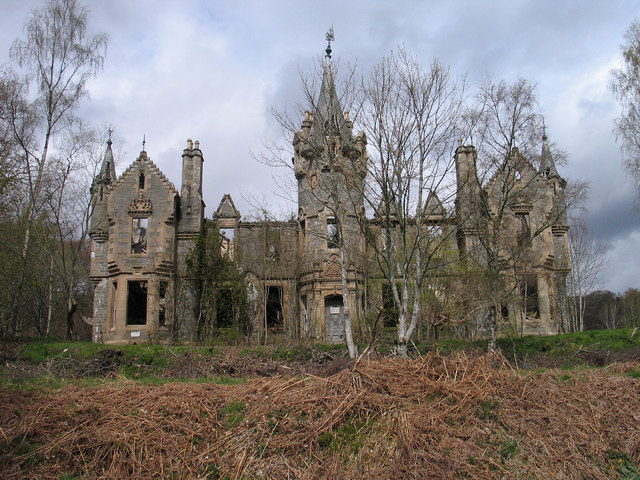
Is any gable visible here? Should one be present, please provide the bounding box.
[111,151,178,196]
[215,194,241,219]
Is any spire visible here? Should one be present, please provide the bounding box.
[539,128,559,177]
[97,131,116,185]
[90,132,116,238]
[309,28,353,147]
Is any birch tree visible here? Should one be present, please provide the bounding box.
[461,77,561,349]
[263,53,364,358]
[43,126,102,338]
[3,0,107,335]
[359,49,464,356]
[566,220,607,332]
[611,19,640,193]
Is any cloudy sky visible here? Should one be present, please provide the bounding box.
[1,0,639,294]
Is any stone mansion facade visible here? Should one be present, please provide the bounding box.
[88,62,570,344]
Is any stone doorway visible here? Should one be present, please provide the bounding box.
[324,295,345,343]
[126,280,148,325]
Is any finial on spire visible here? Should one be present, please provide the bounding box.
[142,134,146,152]
[325,26,334,59]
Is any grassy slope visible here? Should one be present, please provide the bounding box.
[0,329,640,388]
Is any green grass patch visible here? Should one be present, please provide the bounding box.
[221,400,246,429]
[315,343,346,353]
[495,328,640,359]
[476,399,499,421]
[499,437,519,462]
[425,327,640,362]
[272,346,313,362]
[239,346,267,358]
[19,341,106,363]
[316,416,375,457]
[606,450,640,479]
[627,369,640,379]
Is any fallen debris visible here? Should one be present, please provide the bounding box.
[1,352,639,479]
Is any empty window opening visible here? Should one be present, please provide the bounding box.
[382,283,398,327]
[266,286,283,330]
[266,228,280,261]
[327,216,340,249]
[521,279,539,318]
[131,217,148,253]
[220,228,235,258]
[138,172,145,190]
[216,288,234,328]
[127,281,148,325]
[158,281,168,327]
[111,281,118,329]
[516,213,531,247]
[220,227,235,240]
[158,306,166,327]
[300,294,308,334]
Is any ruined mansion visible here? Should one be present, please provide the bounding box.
[88,61,570,345]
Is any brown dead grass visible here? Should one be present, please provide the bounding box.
[1,351,639,479]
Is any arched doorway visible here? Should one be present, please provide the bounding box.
[324,295,345,343]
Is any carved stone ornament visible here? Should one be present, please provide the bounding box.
[308,171,319,189]
[326,261,341,278]
[129,192,152,217]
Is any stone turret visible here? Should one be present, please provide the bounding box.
[89,137,116,239]
[178,139,204,234]
[540,134,569,233]
[454,142,482,254]
[88,137,117,341]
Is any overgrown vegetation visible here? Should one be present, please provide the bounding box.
[1,351,639,479]
[2,328,639,393]
[187,226,250,341]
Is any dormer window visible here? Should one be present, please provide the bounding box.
[138,172,145,190]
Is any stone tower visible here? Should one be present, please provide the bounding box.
[176,139,205,336]
[292,55,367,342]
[88,136,117,341]
[540,133,570,328]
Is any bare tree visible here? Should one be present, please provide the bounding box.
[566,220,608,332]
[3,0,107,335]
[460,77,569,349]
[611,19,640,193]
[359,49,464,356]
[43,126,103,338]
[262,53,364,358]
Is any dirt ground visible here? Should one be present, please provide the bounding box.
[1,351,639,479]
